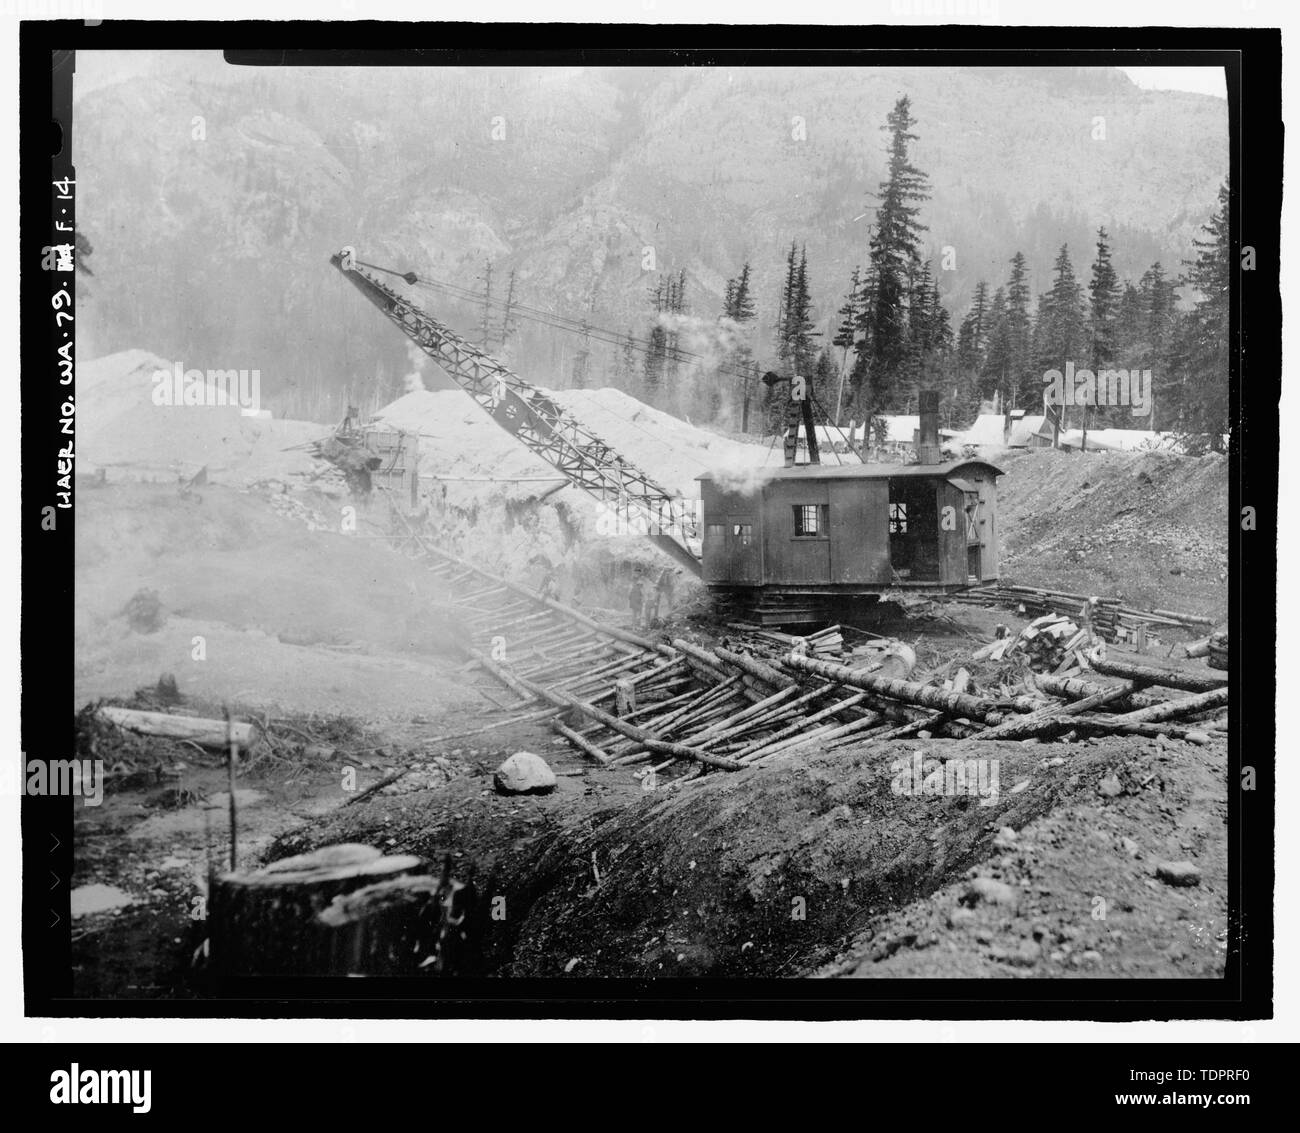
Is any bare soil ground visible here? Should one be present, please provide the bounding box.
[995,448,1229,621]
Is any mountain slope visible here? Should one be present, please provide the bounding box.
[75,56,1227,420]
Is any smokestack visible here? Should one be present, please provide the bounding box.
[917,389,942,465]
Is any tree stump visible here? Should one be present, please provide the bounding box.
[209,843,423,978]
[317,865,478,976]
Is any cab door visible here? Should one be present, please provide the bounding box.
[727,515,761,583]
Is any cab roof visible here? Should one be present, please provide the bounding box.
[696,458,1004,483]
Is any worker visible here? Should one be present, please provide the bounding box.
[628,575,646,630]
[540,568,560,602]
[645,566,677,626]
[1082,596,1100,645]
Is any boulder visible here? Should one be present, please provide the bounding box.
[1155,860,1202,887]
[961,876,1019,909]
[494,751,557,796]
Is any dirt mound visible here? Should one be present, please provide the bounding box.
[79,350,323,484]
[995,447,1229,620]
[275,735,1148,978]
[371,385,776,603]
[373,386,769,500]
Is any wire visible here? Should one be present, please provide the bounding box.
[355,257,857,459]
[362,257,759,386]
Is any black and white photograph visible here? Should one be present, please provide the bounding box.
[9,7,1288,1061]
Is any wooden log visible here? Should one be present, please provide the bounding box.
[1089,656,1227,692]
[210,845,425,978]
[712,644,799,689]
[426,706,562,742]
[675,684,806,748]
[555,693,744,771]
[98,706,259,750]
[829,714,940,748]
[672,638,792,690]
[782,653,1012,723]
[1034,673,1163,711]
[552,721,613,765]
[720,685,842,754]
[1067,714,1220,741]
[615,679,636,717]
[1153,609,1214,626]
[747,709,898,762]
[470,649,537,703]
[1107,687,1229,725]
[974,681,1141,741]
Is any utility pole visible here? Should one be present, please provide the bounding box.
[741,360,757,434]
[572,319,591,389]
[480,259,494,348]
[499,269,517,348]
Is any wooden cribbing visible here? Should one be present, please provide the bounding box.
[731,693,870,760]
[463,646,742,771]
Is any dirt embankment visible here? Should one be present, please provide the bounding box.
[994,448,1229,621]
[820,728,1229,979]
[270,729,1225,980]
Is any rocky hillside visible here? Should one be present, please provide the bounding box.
[75,55,1227,418]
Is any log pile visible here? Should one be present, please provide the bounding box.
[724,622,845,659]
[971,613,1088,669]
[948,582,1213,641]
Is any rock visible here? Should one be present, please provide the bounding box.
[961,877,1019,909]
[994,826,1018,848]
[494,751,557,795]
[1098,773,1123,798]
[1120,836,1141,858]
[1155,860,1202,887]
[948,906,977,928]
[70,884,134,918]
[1185,731,1211,745]
[1003,940,1040,967]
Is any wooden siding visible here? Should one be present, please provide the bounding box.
[762,479,830,584]
[828,479,891,584]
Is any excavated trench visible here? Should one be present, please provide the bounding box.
[267,736,1123,978]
